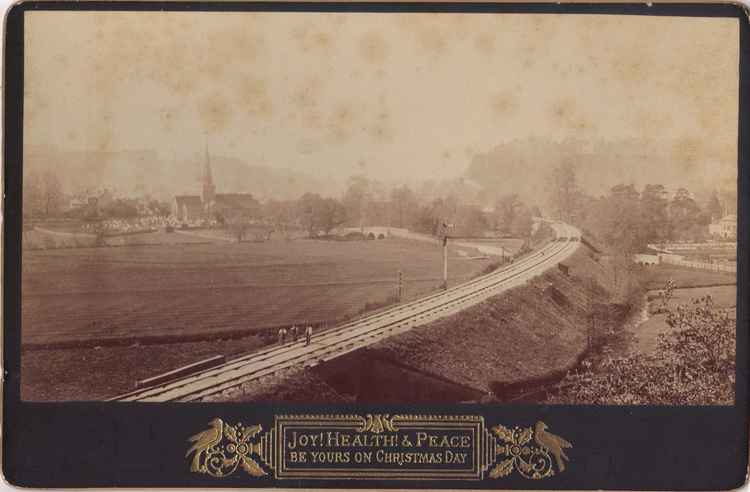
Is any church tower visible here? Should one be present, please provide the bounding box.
[202,145,216,210]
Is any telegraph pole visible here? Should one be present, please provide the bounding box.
[396,269,403,302]
[442,234,448,290]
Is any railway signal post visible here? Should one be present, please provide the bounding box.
[441,222,454,290]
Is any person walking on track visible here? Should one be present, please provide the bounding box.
[278,326,288,345]
[305,324,313,346]
[291,325,298,342]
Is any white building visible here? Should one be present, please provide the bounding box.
[633,253,660,266]
[709,214,737,239]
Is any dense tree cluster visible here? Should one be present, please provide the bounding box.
[37,158,729,247]
[23,171,66,220]
[546,164,727,254]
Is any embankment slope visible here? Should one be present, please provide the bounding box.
[368,245,630,394]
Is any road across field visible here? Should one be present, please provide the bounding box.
[113,221,581,402]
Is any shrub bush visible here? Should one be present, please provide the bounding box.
[547,290,734,405]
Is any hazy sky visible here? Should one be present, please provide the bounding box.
[25,11,739,185]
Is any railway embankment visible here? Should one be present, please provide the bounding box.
[359,245,641,401]
[230,239,643,404]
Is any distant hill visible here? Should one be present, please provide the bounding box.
[464,137,737,211]
[23,146,342,202]
[208,155,341,202]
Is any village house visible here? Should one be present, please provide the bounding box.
[708,214,737,239]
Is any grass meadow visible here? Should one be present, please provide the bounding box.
[22,236,490,348]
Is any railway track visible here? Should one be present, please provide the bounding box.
[113,221,581,402]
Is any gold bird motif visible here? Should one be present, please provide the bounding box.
[186,418,224,472]
[534,421,572,472]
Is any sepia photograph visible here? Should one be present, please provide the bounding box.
[21,10,738,405]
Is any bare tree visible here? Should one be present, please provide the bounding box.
[320,198,347,234]
[264,199,296,239]
[24,170,65,220]
[548,162,578,222]
[225,209,255,242]
[390,185,418,228]
[296,193,347,237]
[23,172,45,221]
[706,190,723,222]
[297,193,322,238]
[510,204,534,238]
[41,171,65,218]
[342,175,372,232]
[494,193,521,235]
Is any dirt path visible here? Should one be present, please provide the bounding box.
[174,229,235,242]
[629,284,736,354]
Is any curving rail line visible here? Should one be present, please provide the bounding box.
[113,221,581,402]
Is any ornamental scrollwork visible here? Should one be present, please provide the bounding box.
[356,414,399,434]
[489,421,572,479]
[186,418,267,478]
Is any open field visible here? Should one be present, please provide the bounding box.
[23,229,99,249]
[666,285,736,308]
[666,244,736,261]
[638,264,736,290]
[22,335,270,401]
[634,264,736,355]
[29,219,88,233]
[21,236,491,399]
[22,237,490,348]
[23,227,218,249]
[682,250,736,260]
[633,282,736,355]
[103,230,221,246]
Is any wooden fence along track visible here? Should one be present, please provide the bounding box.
[659,256,736,273]
[112,221,581,402]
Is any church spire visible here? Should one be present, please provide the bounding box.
[202,143,216,207]
[204,142,213,185]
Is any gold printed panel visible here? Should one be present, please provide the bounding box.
[186,415,572,481]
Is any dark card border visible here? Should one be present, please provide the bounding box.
[3,2,748,489]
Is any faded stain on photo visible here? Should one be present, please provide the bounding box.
[20,12,739,405]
